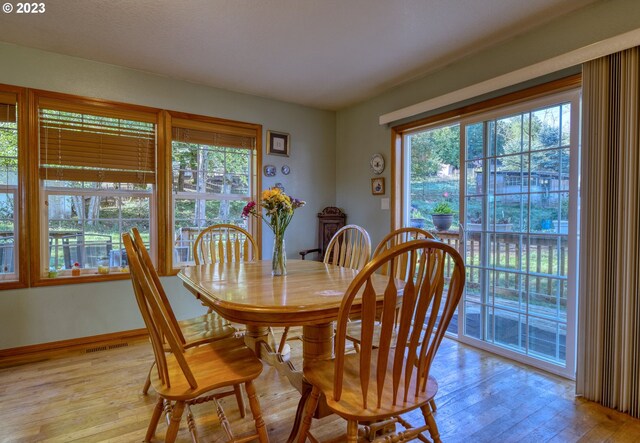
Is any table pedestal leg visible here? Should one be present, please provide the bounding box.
[288,322,334,442]
[243,325,273,359]
[302,322,334,362]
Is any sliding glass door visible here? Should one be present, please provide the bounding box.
[403,89,580,377]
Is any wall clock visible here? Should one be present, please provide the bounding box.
[370,153,385,175]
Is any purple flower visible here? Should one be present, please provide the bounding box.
[242,201,256,218]
[290,198,306,209]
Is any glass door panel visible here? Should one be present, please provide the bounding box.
[460,92,579,375]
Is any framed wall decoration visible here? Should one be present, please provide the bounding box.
[371,177,385,195]
[267,130,290,157]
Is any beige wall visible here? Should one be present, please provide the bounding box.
[335,0,640,247]
[0,42,335,349]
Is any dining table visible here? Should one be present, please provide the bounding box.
[178,258,396,442]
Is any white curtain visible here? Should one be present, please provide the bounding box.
[576,47,640,417]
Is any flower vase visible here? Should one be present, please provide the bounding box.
[272,234,287,276]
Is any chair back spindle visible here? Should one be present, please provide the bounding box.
[193,224,258,265]
[323,224,371,269]
[373,227,434,280]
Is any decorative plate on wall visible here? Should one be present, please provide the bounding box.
[281,165,291,175]
[263,165,276,177]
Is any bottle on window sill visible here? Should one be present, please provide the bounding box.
[97,257,110,275]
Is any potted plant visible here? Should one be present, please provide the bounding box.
[410,206,426,229]
[431,201,455,231]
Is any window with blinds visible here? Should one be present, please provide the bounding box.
[37,97,157,277]
[38,98,156,184]
[170,117,257,265]
[0,91,18,280]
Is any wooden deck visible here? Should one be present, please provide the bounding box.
[1,329,639,442]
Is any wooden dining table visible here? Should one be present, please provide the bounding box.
[178,258,395,441]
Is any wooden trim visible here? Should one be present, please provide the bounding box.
[172,117,258,139]
[27,89,41,287]
[31,272,131,287]
[163,110,176,273]
[255,125,262,259]
[390,128,402,231]
[16,87,29,288]
[392,74,581,134]
[156,110,169,275]
[167,109,262,131]
[0,328,148,359]
[33,90,160,122]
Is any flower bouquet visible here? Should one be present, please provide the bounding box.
[242,188,305,275]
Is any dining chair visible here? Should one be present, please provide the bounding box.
[345,227,435,348]
[278,224,371,354]
[124,232,270,443]
[192,224,262,331]
[346,226,439,410]
[130,228,243,416]
[193,224,259,265]
[323,224,371,269]
[296,239,465,443]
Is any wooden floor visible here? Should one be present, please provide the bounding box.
[2,330,640,443]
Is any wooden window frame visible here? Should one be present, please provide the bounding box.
[0,84,28,290]
[0,85,263,288]
[28,89,163,287]
[162,110,262,275]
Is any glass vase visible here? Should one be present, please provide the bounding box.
[272,233,287,276]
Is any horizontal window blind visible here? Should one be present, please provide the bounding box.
[172,118,255,149]
[0,92,17,123]
[38,98,156,184]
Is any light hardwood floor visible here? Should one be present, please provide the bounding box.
[1,330,639,443]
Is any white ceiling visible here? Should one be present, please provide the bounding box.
[0,0,597,110]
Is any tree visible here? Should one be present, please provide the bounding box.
[410,124,460,180]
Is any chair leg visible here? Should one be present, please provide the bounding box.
[421,403,441,443]
[346,420,358,443]
[234,384,246,418]
[278,327,290,354]
[429,399,437,412]
[145,397,164,442]
[142,367,152,395]
[245,380,269,442]
[296,386,320,443]
[165,400,185,443]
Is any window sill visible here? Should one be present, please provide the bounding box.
[32,272,131,287]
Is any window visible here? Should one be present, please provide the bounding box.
[0,86,263,286]
[393,76,580,377]
[168,115,260,268]
[0,92,18,281]
[36,96,157,280]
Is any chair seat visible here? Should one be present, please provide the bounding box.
[178,313,237,348]
[152,337,263,401]
[303,348,438,421]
